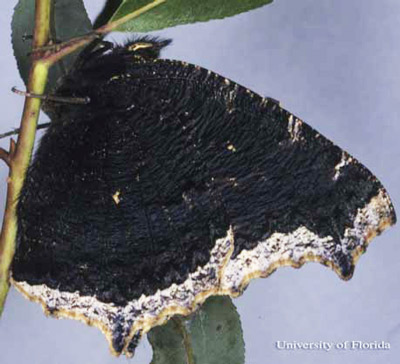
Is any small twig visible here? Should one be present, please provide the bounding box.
[12,87,90,105]
[0,122,51,140]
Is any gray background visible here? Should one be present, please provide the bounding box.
[0,0,399,363]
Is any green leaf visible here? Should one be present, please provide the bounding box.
[11,0,92,90]
[148,296,245,364]
[148,317,189,364]
[110,0,273,32]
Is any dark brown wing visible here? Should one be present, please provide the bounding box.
[12,58,396,356]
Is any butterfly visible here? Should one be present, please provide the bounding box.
[11,36,396,356]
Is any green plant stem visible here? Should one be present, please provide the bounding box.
[0,0,51,316]
[0,0,166,316]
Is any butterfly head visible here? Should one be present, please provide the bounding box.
[122,36,172,60]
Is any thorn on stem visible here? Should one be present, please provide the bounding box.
[0,139,17,168]
[0,148,11,167]
[9,139,16,156]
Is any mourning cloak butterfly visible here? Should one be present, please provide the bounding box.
[11,37,396,356]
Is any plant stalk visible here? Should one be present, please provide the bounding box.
[0,0,51,315]
[0,0,166,317]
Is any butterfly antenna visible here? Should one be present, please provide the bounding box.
[12,87,90,105]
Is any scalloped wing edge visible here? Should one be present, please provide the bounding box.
[12,184,395,356]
